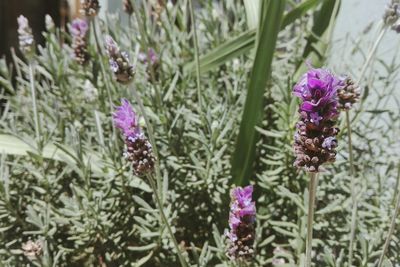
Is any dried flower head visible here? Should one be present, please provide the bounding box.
[113,99,155,175]
[337,77,361,110]
[70,18,90,65]
[80,0,100,17]
[105,35,136,84]
[383,0,400,32]
[17,15,35,59]
[293,66,343,172]
[227,185,256,261]
[123,0,134,15]
[22,240,43,259]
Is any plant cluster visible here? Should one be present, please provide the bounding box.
[0,0,400,267]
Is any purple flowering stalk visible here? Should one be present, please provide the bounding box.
[113,99,155,175]
[105,35,136,84]
[70,18,90,65]
[227,185,256,262]
[113,99,188,267]
[293,66,342,267]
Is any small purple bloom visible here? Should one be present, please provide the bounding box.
[138,48,158,65]
[105,35,119,56]
[293,67,342,122]
[17,15,35,57]
[113,99,140,137]
[109,59,119,72]
[17,15,29,31]
[227,185,256,260]
[322,137,336,150]
[70,18,89,38]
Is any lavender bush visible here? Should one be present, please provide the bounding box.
[0,1,400,266]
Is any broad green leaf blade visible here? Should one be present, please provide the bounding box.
[0,134,106,176]
[231,0,286,186]
[184,0,321,74]
[244,0,260,29]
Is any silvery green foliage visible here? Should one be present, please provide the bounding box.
[0,1,400,267]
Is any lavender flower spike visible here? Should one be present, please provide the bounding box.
[293,66,343,172]
[113,99,155,175]
[70,18,90,65]
[17,15,35,59]
[105,35,135,84]
[227,185,256,261]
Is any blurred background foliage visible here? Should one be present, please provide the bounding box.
[0,0,400,266]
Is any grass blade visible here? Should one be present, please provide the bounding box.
[231,0,286,186]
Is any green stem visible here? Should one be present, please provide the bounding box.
[146,174,188,267]
[305,172,318,267]
[356,26,387,86]
[346,110,357,267]
[91,19,114,112]
[188,0,202,111]
[352,26,387,124]
[29,62,42,151]
[377,164,400,267]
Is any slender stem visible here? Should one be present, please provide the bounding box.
[305,172,318,267]
[356,26,387,86]
[131,85,162,199]
[346,110,357,267]
[352,26,387,124]
[346,25,387,264]
[29,62,42,151]
[377,164,400,267]
[91,19,114,112]
[146,174,188,267]
[188,0,202,111]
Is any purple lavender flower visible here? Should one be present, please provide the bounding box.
[293,66,343,172]
[113,99,155,175]
[113,99,139,137]
[71,18,89,38]
[70,18,90,65]
[227,185,256,261]
[138,48,158,65]
[105,35,135,84]
[138,48,159,80]
[17,15,35,58]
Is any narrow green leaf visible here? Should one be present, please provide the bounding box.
[231,0,286,186]
[296,0,340,73]
[0,134,107,176]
